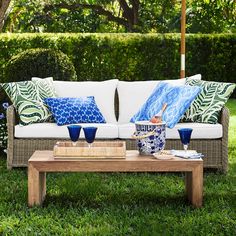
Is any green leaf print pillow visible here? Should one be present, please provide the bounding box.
[182,79,235,124]
[1,78,56,126]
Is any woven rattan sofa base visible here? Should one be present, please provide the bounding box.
[8,138,225,172]
[7,106,229,173]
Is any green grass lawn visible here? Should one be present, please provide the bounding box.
[0,100,236,235]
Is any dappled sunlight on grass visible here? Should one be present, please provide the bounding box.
[226,99,236,116]
[227,99,236,162]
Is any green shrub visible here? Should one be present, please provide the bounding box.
[0,33,235,97]
[4,48,77,82]
[0,48,77,151]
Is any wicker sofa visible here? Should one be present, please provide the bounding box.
[6,78,230,172]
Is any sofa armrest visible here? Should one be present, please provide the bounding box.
[7,105,16,169]
[220,106,229,136]
[7,104,16,125]
[220,106,229,173]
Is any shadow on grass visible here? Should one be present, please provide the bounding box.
[41,172,188,208]
[40,167,236,210]
[43,192,189,209]
[42,185,236,212]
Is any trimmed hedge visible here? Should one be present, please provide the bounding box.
[4,48,77,82]
[0,33,235,96]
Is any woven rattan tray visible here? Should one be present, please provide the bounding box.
[53,141,126,158]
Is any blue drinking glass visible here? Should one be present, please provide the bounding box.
[83,127,97,148]
[67,125,82,146]
[178,128,193,153]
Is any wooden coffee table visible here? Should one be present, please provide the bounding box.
[28,150,203,208]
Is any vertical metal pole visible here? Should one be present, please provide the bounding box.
[180,0,186,78]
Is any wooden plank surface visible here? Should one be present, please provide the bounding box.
[29,150,202,162]
[28,150,203,208]
[185,165,203,207]
[28,163,46,206]
[29,150,203,173]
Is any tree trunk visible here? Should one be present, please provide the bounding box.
[118,0,140,32]
[131,0,140,31]
[0,0,11,32]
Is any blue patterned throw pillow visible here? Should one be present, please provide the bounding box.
[130,82,201,128]
[44,97,106,126]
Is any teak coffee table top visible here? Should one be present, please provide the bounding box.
[28,150,203,208]
[29,150,202,172]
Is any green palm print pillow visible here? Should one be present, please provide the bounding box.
[1,78,56,126]
[182,79,235,124]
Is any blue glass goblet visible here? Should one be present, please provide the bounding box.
[83,127,97,148]
[67,125,82,146]
[178,128,193,153]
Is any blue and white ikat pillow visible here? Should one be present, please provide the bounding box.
[44,97,106,126]
[130,82,201,128]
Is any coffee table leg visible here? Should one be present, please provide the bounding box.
[39,172,46,202]
[185,165,203,208]
[28,163,46,207]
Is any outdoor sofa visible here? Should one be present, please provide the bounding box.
[6,77,229,172]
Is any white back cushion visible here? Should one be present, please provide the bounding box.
[117,80,159,124]
[117,75,201,124]
[53,79,118,123]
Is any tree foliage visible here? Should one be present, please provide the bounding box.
[186,0,236,33]
[1,0,236,33]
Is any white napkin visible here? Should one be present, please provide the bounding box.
[170,150,204,159]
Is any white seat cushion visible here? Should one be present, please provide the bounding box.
[53,79,118,123]
[117,75,201,124]
[118,122,222,139]
[15,123,119,139]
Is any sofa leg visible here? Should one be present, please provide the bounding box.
[221,153,228,174]
[221,166,228,174]
[7,163,12,170]
[7,147,14,170]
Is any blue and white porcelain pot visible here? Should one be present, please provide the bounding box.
[133,121,166,155]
